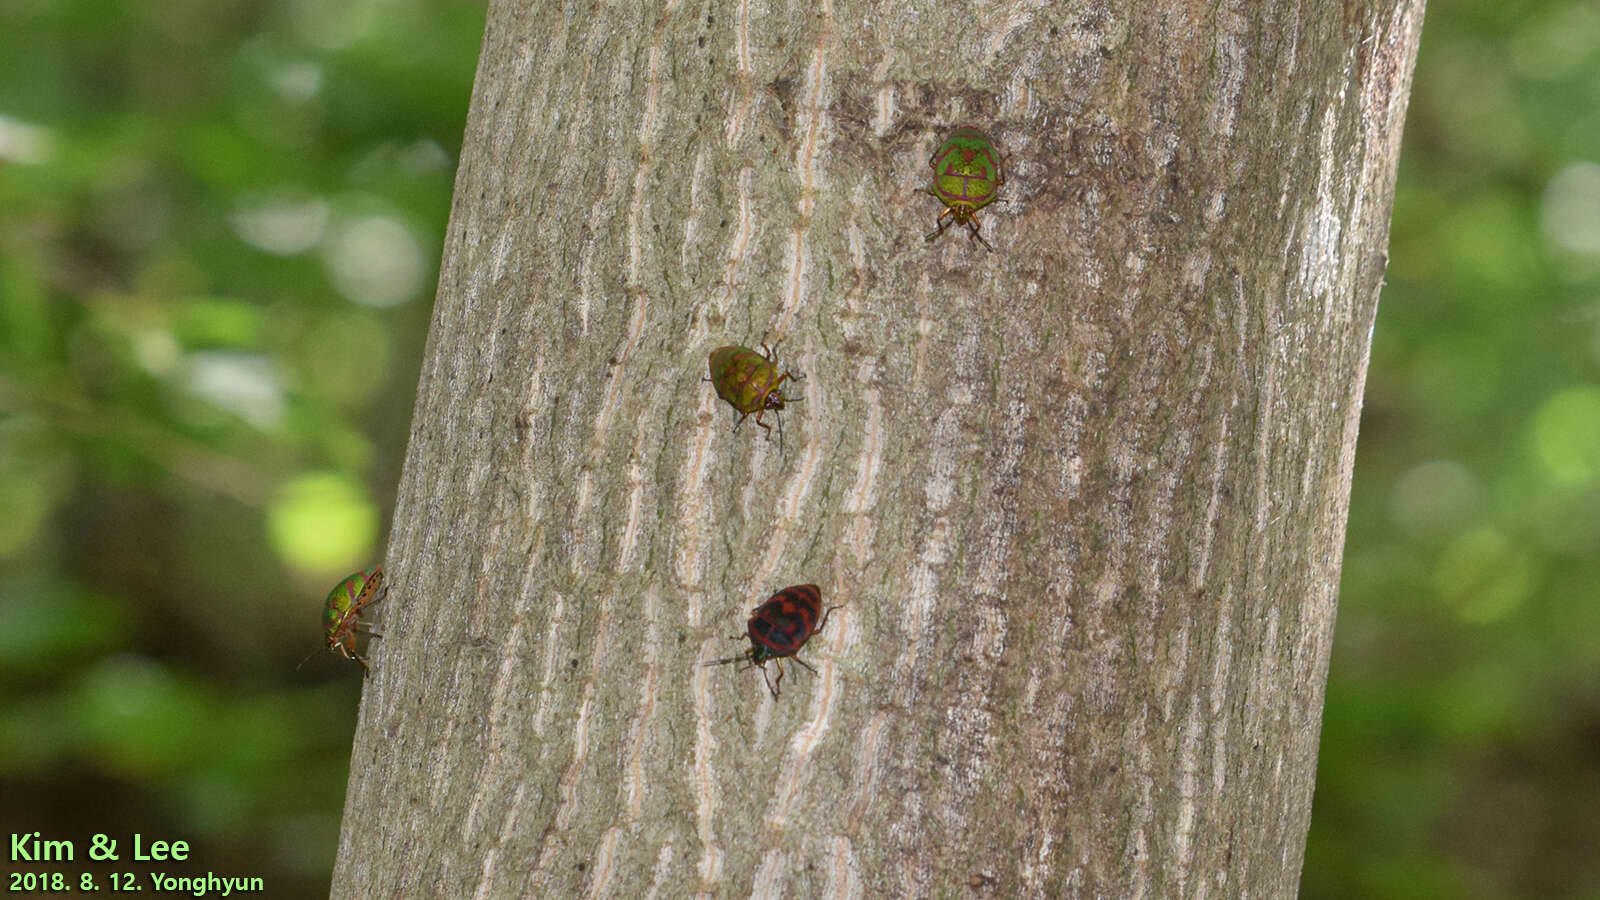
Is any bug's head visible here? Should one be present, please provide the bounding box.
[771,368,805,410]
[326,617,362,649]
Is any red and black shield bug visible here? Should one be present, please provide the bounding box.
[320,567,386,674]
[703,584,842,698]
[705,343,804,449]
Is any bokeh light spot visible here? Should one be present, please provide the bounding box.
[323,214,425,308]
[230,194,329,256]
[268,61,324,104]
[185,352,286,429]
[1541,162,1600,255]
[302,312,390,407]
[1509,3,1600,81]
[289,0,379,50]
[1530,385,1600,484]
[74,656,206,777]
[133,328,181,376]
[0,114,55,164]
[0,417,75,559]
[1434,528,1534,624]
[1389,460,1481,541]
[266,472,377,575]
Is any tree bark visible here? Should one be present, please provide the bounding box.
[332,0,1424,896]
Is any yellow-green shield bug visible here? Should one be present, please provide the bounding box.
[923,126,1006,251]
[706,343,804,448]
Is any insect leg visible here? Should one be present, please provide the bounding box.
[751,409,775,441]
[335,642,372,672]
[966,217,995,252]
[769,659,785,698]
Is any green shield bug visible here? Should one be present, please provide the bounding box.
[321,567,386,674]
[706,343,804,448]
[922,126,1006,251]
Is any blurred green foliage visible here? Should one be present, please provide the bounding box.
[0,0,483,894]
[1304,1,1600,897]
[3,0,1597,896]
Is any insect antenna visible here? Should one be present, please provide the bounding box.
[815,603,846,634]
[702,650,753,668]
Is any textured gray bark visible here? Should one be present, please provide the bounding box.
[332,0,1424,897]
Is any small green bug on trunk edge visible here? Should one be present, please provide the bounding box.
[705,343,804,450]
[922,126,1006,252]
[318,567,387,675]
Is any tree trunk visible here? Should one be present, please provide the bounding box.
[332,0,1424,896]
